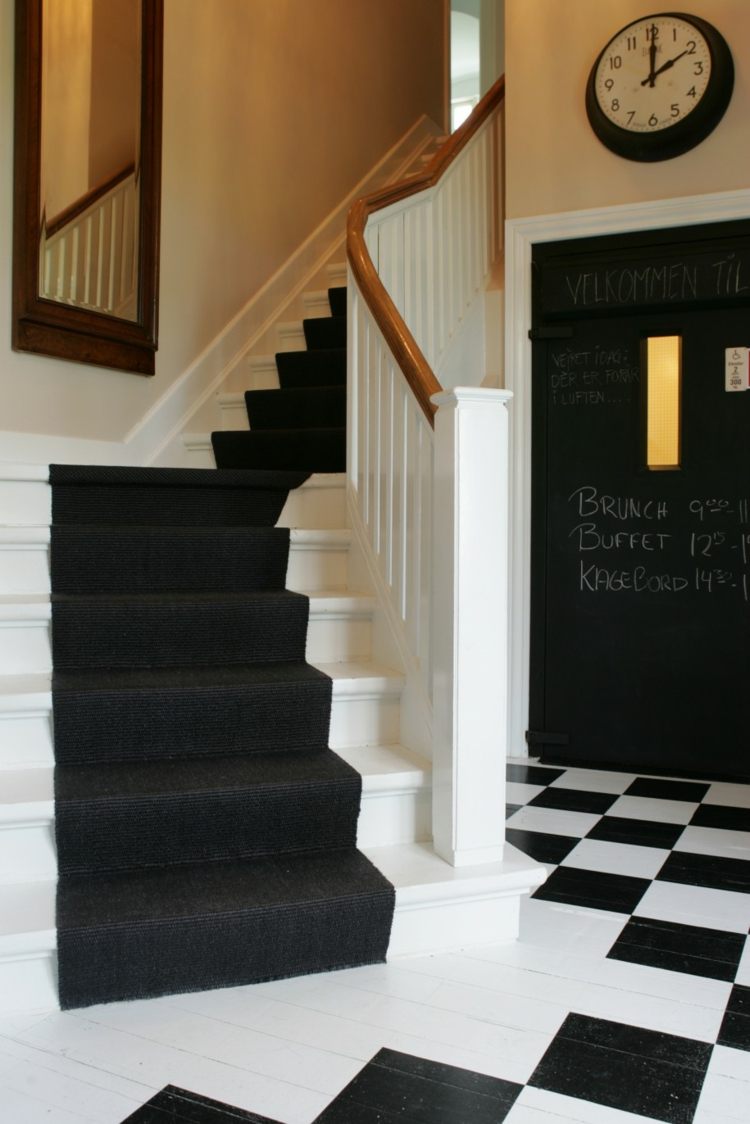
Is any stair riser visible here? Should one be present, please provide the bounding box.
[277,324,306,351]
[0,823,56,883]
[2,781,428,884]
[0,545,49,595]
[0,623,51,675]
[0,539,349,596]
[0,953,57,1014]
[278,480,346,529]
[55,783,360,876]
[286,546,349,591]
[0,612,372,674]
[0,480,51,525]
[0,690,400,771]
[0,712,54,770]
[219,398,250,430]
[0,868,525,1016]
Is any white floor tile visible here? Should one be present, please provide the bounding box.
[507,781,546,805]
[475,933,731,1013]
[694,1069,750,1122]
[704,782,750,809]
[708,1043,750,1082]
[606,794,698,824]
[560,838,669,880]
[549,768,637,795]
[516,898,629,958]
[635,880,750,934]
[505,805,601,838]
[674,825,750,861]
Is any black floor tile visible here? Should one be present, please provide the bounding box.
[717,984,750,1052]
[314,1048,522,1123]
[505,828,578,865]
[505,803,523,818]
[657,850,750,894]
[506,763,565,786]
[532,865,650,913]
[120,1086,279,1123]
[607,916,746,981]
[587,814,685,850]
[690,804,750,833]
[529,1012,712,1124]
[528,786,617,815]
[625,777,709,803]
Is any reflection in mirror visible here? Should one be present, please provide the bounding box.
[40,0,142,320]
[13,0,162,375]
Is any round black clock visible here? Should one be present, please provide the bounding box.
[585,12,734,162]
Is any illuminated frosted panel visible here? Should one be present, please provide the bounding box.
[646,336,681,470]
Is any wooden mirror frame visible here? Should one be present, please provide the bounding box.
[12,0,163,375]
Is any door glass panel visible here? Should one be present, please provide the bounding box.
[646,335,682,470]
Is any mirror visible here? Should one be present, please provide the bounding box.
[12,0,163,375]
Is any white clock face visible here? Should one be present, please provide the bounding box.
[594,15,711,133]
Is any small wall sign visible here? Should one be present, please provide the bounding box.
[725,346,749,391]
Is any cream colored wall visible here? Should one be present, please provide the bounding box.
[506,0,750,218]
[0,0,445,449]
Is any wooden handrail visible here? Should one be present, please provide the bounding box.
[347,75,505,426]
[44,163,136,239]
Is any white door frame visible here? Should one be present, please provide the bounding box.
[504,188,750,759]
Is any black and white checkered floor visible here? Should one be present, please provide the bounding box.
[1,759,748,1123]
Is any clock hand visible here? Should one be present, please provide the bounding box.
[640,48,690,85]
[645,28,658,87]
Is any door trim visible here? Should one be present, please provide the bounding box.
[505,188,750,759]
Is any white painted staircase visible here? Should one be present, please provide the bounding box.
[0,269,544,1014]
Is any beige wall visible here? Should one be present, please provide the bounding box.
[506,0,750,218]
[0,0,445,447]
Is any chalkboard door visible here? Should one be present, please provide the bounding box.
[531,306,750,779]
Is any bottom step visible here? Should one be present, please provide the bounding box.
[0,845,546,1013]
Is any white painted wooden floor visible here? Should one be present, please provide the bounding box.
[1,759,749,1123]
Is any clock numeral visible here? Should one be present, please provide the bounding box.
[626,35,637,50]
[687,85,697,98]
[648,113,659,127]
[627,110,636,124]
[694,61,704,75]
[686,39,697,54]
[611,98,620,111]
[609,55,622,69]
[671,103,680,117]
[604,78,614,90]
[645,25,660,41]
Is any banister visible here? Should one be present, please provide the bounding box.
[346,75,505,427]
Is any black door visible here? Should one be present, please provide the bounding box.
[530,225,750,780]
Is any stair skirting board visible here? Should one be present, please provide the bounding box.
[0,842,546,1015]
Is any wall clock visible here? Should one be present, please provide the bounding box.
[585,12,734,161]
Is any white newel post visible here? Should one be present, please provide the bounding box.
[431,388,513,867]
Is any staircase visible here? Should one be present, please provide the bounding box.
[0,278,437,1013]
[0,252,545,1013]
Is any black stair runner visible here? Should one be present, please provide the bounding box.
[212,289,347,472]
[51,287,395,1010]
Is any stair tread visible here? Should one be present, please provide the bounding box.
[49,465,311,491]
[2,589,373,615]
[55,749,355,803]
[0,526,351,548]
[0,659,403,709]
